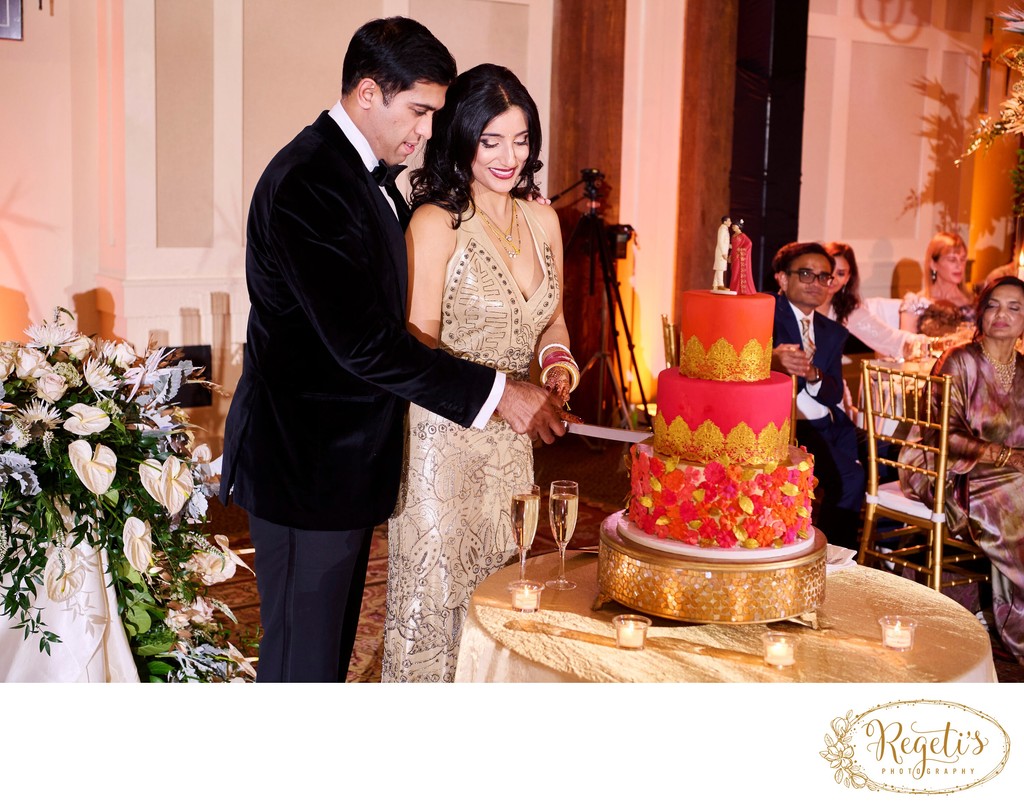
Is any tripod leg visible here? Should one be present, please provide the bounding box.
[596,221,652,427]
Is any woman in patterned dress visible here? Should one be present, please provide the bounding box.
[899,276,1024,664]
[383,64,574,681]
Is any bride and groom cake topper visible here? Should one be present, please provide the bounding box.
[713,215,756,295]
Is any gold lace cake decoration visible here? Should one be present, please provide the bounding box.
[678,336,771,381]
[654,413,790,465]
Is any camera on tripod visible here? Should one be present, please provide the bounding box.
[580,168,605,200]
[552,167,650,430]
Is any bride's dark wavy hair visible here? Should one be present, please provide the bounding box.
[410,63,543,227]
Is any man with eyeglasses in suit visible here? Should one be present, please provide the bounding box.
[771,241,865,549]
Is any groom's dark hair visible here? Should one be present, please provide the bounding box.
[341,17,457,101]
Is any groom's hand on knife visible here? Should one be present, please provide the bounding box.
[496,379,579,443]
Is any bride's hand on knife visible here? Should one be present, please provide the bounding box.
[543,364,572,407]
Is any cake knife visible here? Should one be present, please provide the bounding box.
[565,421,652,443]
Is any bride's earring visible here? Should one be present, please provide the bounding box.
[930,268,937,283]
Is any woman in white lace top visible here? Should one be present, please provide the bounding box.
[818,242,930,359]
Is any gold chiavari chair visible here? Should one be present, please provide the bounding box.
[661,314,679,368]
[858,361,989,591]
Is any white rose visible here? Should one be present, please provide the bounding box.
[63,403,111,436]
[138,456,194,514]
[68,439,117,495]
[188,550,235,585]
[166,597,214,631]
[103,340,137,370]
[83,357,119,394]
[121,517,153,573]
[0,343,17,381]
[65,334,94,361]
[186,534,249,585]
[191,443,212,465]
[34,372,68,403]
[16,347,49,380]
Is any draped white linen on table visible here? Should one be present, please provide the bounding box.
[0,542,139,682]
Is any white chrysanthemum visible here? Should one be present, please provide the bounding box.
[24,321,78,353]
[2,421,30,448]
[18,400,62,430]
[83,357,119,394]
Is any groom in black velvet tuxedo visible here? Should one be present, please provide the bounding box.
[770,241,865,550]
[221,17,568,682]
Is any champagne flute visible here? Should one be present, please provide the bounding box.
[545,480,579,591]
[510,484,541,585]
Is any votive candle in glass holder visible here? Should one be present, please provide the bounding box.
[508,580,544,613]
[879,615,916,651]
[762,632,796,667]
[613,614,652,650]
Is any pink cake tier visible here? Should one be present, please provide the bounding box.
[678,290,774,381]
[629,441,816,550]
[653,368,793,465]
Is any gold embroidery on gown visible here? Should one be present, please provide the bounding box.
[383,202,559,682]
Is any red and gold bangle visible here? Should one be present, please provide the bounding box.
[541,361,580,392]
[539,342,572,367]
[995,445,1012,468]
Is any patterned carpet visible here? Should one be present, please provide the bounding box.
[204,494,615,683]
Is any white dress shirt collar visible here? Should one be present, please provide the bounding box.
[328,101,378,173]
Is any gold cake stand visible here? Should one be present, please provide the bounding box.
[596,511,826,624]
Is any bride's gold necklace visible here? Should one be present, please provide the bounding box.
[477,199,521,259]
[981,342,1017,393]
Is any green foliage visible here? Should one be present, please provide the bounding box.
[0,310,253,682]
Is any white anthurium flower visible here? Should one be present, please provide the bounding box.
[122,517,153,573]
[15,347,49,380]
[68,440,118,495]
[138,456,193,514]
[44,543,85,602]
[64,334,94,361]
[34,371,68,404]
[63,403,111,436]
[83,357,119,394]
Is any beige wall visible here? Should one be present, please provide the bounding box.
[802,0,1013,298]
[0,0,551,351]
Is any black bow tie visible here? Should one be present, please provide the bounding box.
[371,160,407,188]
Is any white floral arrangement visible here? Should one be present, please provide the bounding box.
[0,309,254,682]
[962,9,1024,159]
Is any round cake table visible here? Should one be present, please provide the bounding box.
[454,547,997,683]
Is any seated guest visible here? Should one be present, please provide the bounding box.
[819,241,931,359]
[771,242,865,549]
[899,276,1024,664]
[899,231,976,336]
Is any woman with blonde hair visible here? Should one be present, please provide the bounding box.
[899,231,976,335]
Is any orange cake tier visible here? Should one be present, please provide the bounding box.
[628,441,816,549]
[653,368,792,465]
[678,290,774,381]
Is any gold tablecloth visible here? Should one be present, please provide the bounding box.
[454,549,996,683]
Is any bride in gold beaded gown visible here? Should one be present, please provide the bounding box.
[383,65,574,682]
